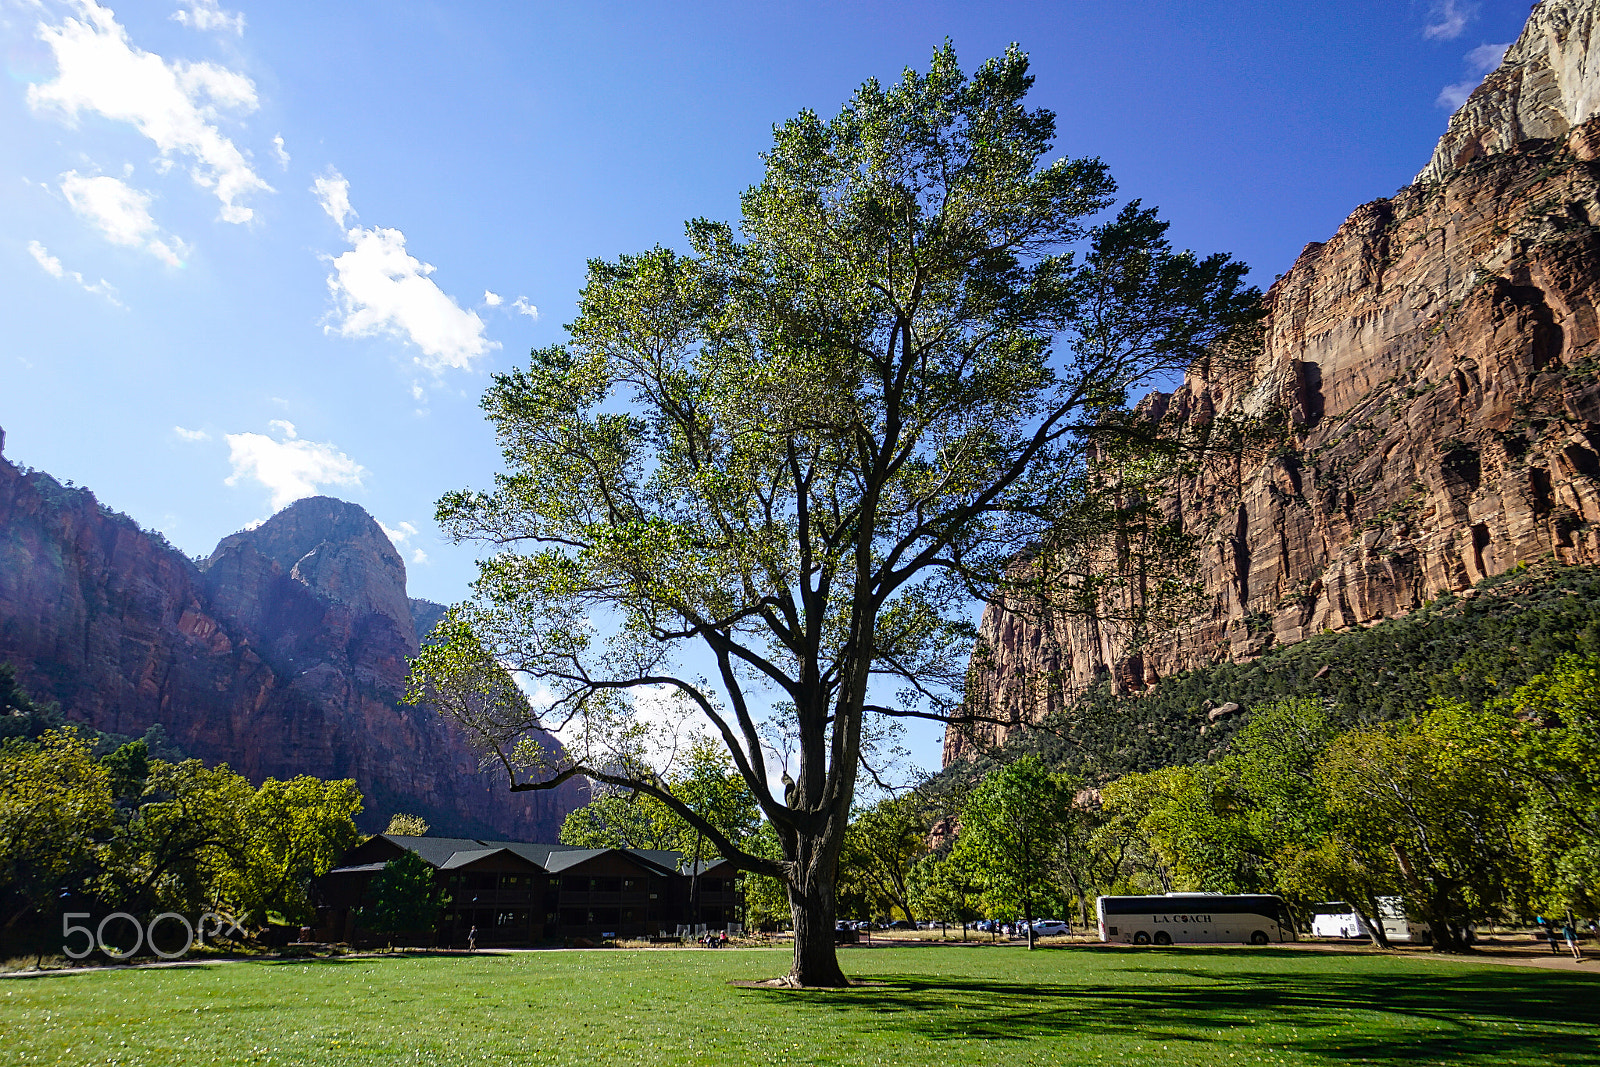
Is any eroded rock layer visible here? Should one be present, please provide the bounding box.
[946,0,1600,763]
[0,437,582,836]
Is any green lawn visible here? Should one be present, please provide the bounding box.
[1,944,1596,1066]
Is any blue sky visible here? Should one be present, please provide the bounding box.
[0,0,1534,771]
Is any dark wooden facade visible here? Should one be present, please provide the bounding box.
[314,835,744,946]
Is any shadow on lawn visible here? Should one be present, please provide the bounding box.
[743,951,1600,1064]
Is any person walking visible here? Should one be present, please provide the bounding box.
[1563,920,1585,962]
[1544,921,1562,955]
[468,924,479,952]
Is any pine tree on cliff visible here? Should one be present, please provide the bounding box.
[409,42,1261,987]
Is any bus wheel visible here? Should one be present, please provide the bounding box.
[1249,931,1269,945]
[1133,931,1151,945]
[1153,932,1172,946]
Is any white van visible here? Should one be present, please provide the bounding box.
[1310,898,1422,943]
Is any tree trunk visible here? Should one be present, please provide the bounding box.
[1357,895,1391,949]
[690,830,703,931]
[786,864,848,987]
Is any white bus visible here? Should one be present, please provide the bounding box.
[1098,893,1295,946]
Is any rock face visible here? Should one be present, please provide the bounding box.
[946,0,1600,763]
[0,432,582,837]
[1421,1,1600,183]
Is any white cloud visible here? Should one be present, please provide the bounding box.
[379,520,419,546]
[171,0,245,35]
[29,0,272,223]
[272,133,289,169]
[1438,80,1476,109]
[315,172,496,373]
[1465,42,1509,72]
[27,239,63,278]
[312,172,353,229]
[511,296,538,319]
[410,381,427,401]
[224,424,366,511]
[1423,0,1475,40]
[26,238,124,306]
[379,520,429,565]
[173,425,210,441]
[1437,42,1510,109]
[267,418,297,438]
[483,290,503,307]
[60,171,187,266]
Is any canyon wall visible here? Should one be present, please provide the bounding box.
[0,432,583,837]
[946,0,1600,762]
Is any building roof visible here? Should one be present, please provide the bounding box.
[366,835,737,877]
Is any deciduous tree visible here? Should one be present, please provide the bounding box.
[1316,715,1526,952]
[955,756,1074,947]
[838,795,930,923]
[361,851,450,948]
[409,43,1260,985]
[224,776,363,927]
[0,728,112,928]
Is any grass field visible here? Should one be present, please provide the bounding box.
[2,944,1596,1066]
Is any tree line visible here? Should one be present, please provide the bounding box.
[573,647,1597,953]
[827,655,1600,953]
[0,666,365,956]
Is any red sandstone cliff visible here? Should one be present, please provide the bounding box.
[0,431,582,836]
[946,0,1600,763]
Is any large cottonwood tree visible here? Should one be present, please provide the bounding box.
[410,43,1260,986]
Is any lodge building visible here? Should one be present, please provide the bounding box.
[314,834,744,946]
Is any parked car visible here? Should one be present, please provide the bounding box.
[1029,920,1070,938]
[886,919,915,930]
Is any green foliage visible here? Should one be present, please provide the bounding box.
[560,791,679,851]
[954,756,1075,937]
[0,728,113,927]
[907,843,984,929]
[102,740,151,804]
[0,722,362,944]
[360,851,450,941]
[225,776,364,926]
[1316,713,1526,950]
[0,663,66,742]
[559,740,759,861]
[1495,659,1600,915]
[837,795,930,921]
[98,758,253,917]
[384,813,431,837]
[737,822,789,931]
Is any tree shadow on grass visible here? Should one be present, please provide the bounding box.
[736,956,1600,1065]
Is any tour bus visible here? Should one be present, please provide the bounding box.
[1309,898,1421,943]
[1097,893,1295,946]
